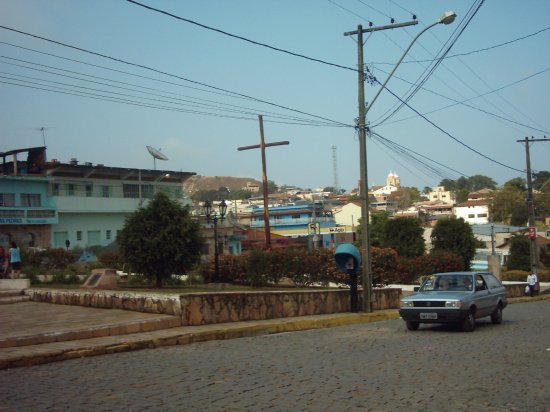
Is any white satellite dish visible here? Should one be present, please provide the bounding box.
[146,146,168,169]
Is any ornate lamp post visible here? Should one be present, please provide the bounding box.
[203,199,228,282]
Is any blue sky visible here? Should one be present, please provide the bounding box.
[1,0,549,192]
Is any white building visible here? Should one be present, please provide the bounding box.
[454,200,490,224]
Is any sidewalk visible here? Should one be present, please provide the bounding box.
[1,292,549,370]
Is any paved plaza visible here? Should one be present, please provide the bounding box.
[0,299,548,411]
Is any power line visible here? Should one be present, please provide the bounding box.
[126,0,359,74]
[378,82,524,173]
[370,25,550,65]
[372,66,550,134]
[0,25,352,128]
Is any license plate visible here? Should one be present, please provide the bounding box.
[420,312,438,320]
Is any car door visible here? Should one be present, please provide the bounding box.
[482,273,505,309]
[473,274,493,317]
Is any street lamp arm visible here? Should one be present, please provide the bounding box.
[365,13,454,116]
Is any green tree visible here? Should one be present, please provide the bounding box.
[382,217,425,258]
[368,211,390,247]
[507,236,530,271]
[117,192,203,287]
[503,177,526,192]
[533,171,550,191]
[431,218,476,268]
[468,174,497,191]
[391,187,422,209]
[262,180,278,194]
[490,188,525,224]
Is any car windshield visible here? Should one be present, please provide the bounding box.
[419,274,474,292]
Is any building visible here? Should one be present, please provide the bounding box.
[454,199,490,224]
[236,201,347,249]
[0,147,196,250]
[428,186,455,205]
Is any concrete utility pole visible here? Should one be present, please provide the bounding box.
[344,19,418,313]
[517,136,548,277]
[344,12,456,312]
[238,115,289,250]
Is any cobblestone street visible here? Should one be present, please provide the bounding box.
[1,300,548,411]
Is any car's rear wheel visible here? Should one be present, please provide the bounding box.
[406,321,420,331]
[491,304,503,324]
[461,309,476,332]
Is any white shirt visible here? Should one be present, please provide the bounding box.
[527,274,538,286]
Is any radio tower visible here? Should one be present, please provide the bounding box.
[331,145,340,194]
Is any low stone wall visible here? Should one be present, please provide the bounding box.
[504,283,528,298]
[25,289,182,316]
[25,288,402,326]
[180,288,402,326]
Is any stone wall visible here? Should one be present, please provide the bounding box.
[504,283,528,298]
[25,288,402,325]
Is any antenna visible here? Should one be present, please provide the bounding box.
[146,146,168,170]
[33,126,50,146]
[331,145,340,194]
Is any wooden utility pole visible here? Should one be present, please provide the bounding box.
[517,136,548,277]
[238,115,289,250]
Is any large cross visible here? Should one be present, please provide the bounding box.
[238,115,289,250]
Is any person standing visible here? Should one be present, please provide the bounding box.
[527,271,538,297]
[8,241,21,279]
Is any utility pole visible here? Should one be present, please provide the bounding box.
[238,115,289,250]
[517,136,548,277]
[344,19,418,313]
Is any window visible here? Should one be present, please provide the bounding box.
[292,214,301,219]
[52,184,59,196]
[76,231,82,241]
[85,184,93,197]
[102,186,111,198]
[66,184,75,196]
[477,213,487,218]
[106,230,112,240]
[0,193,16,207]
[468,214,475,218]
[123,184,139,198]
[21,193,41,207]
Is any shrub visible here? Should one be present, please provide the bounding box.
[501,270,529,282]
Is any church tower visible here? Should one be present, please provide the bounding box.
[387,171,400,188]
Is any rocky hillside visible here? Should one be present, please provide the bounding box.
[183,175,261,195]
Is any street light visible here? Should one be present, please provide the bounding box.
[203,199,228,283]
[349,11,456,312]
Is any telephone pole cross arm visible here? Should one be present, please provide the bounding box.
[238,114,289,250]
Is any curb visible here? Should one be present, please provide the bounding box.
[0,311,399,370]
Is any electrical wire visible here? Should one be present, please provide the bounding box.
[0,25,352,128]
[125,0,359,74]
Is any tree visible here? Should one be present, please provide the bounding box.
[262,180,278,194]
[117,192,203,287]
[431,218,476,269]
[391,187,422,209]
[490,188,525,224]
[382,217,425,258]
[507,236,530,271]
[468,174,497,191]
[533,171,550,191]
[368,211,390,247]
[503,177,526,192]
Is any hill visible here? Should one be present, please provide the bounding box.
[183,175,261,195]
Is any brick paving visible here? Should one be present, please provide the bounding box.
[0,298,548,410]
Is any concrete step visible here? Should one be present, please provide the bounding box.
[0,295,30,305]
[0,289,25,298]
[0,314,182,349]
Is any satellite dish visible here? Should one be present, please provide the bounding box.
[146,146,168,169]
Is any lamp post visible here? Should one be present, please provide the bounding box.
[346,11,456,312]
[203,199,228,283]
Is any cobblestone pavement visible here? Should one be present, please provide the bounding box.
[1,300,548,411]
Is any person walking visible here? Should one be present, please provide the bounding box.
[527,271,538,297]
[8,241,21,279]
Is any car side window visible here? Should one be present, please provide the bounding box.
[482,274,502,290]
[475,275,487,291]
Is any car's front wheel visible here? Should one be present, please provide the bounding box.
[461,309,476,332]
[406,321,420,331]
[491,304,503,324]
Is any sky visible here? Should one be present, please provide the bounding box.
[1,0,549,192]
